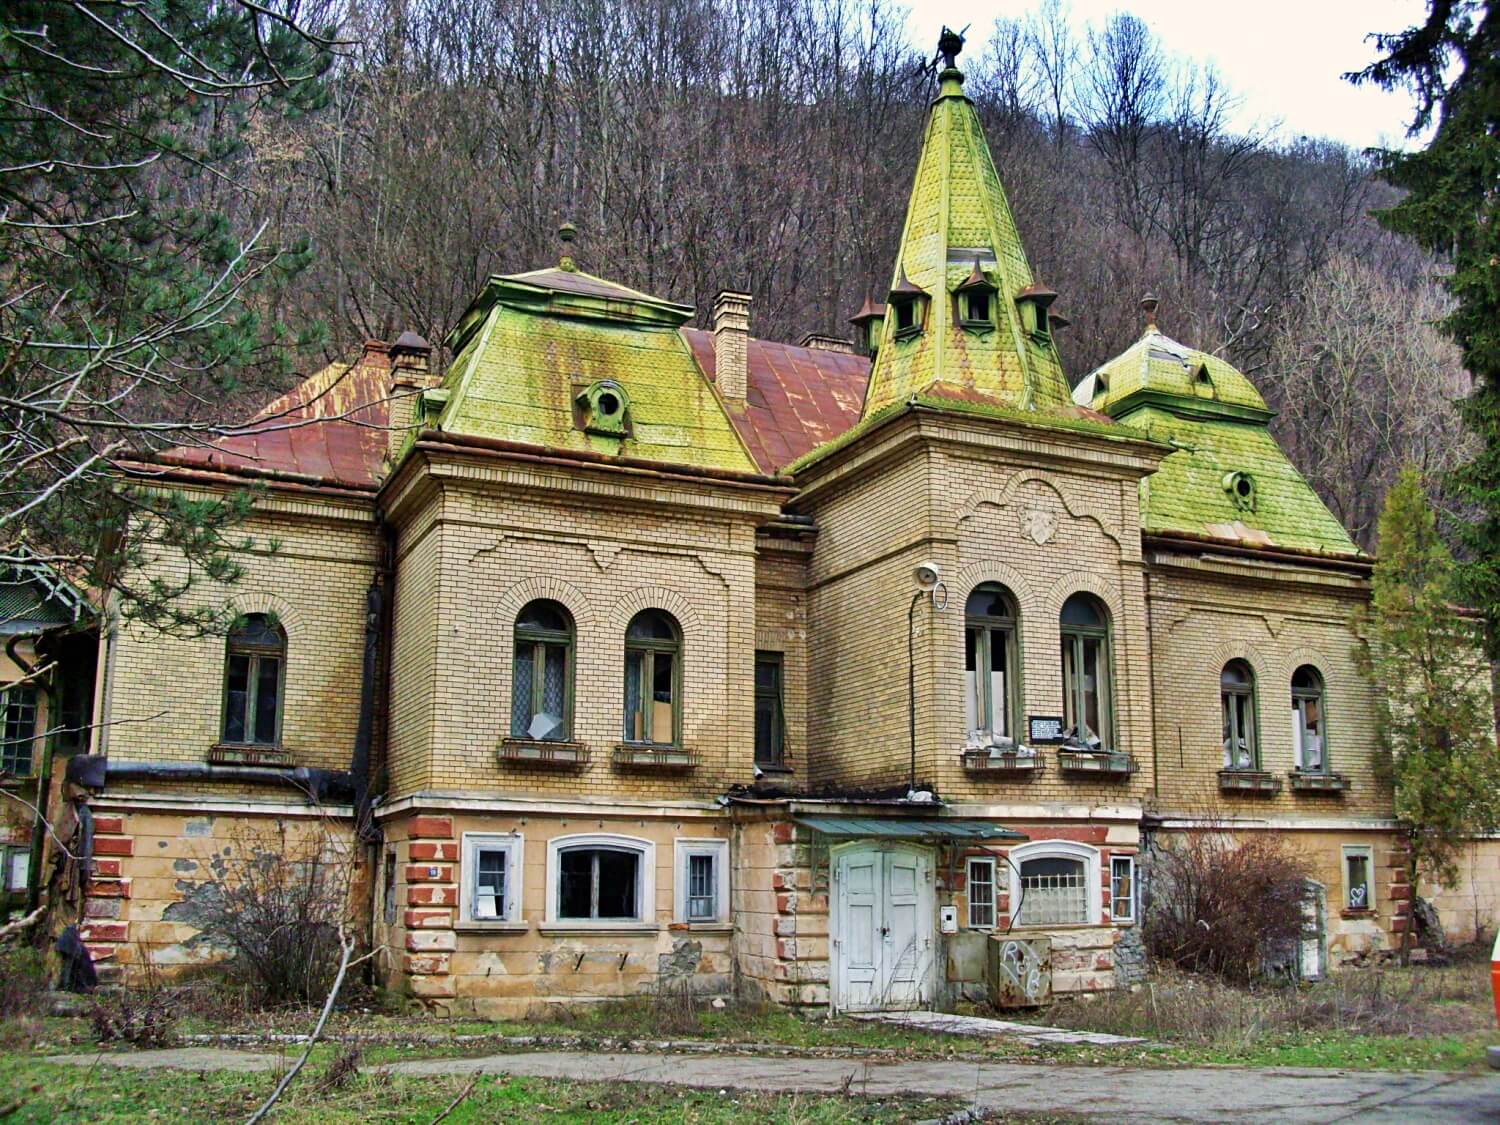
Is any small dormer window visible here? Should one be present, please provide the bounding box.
[577,379,630,437]
[889,267,927,341]
[954,257,997,334]
[1015,282,1059,344]
[1192,361,1215,398]
[1223,470,1256,512]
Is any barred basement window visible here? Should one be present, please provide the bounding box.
[1017,855,1088,926]
[511,600,573,742]
[1110,855,1135,923]
[461,833,523,923]
[0,686,37,776]
[967,857,997,929]
[1343,844,1374,912]
[221,614,285,747]
[675,839,728,923]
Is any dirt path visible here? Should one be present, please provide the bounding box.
[48,1046,1500,1123]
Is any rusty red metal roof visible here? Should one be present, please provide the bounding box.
[682,329,870,473]
[155,343,392,490]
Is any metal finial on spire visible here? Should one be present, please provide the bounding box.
[937,25,966,69]
[1140,293,1159,330]
[558,221,578,272]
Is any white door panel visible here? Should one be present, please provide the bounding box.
[834,845,933,1012]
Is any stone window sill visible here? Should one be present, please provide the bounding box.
[498,739,589,768]
[1339,908,1377,920]
[452,921,530,934]
[612,744,696,770]
[538,923,661,936]
[668,922,733,934]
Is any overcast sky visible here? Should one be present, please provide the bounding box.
[905,0,1429,151]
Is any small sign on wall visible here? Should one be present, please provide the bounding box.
[1027,715,1067,744]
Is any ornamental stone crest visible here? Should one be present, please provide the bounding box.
[1019,505,1058,546]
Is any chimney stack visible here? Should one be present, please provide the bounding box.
[387,330,434,463]
[712,290,751,402]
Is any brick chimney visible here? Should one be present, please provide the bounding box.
[386,330,434,463]
[712,291,751,402]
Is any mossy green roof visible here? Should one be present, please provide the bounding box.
[1075,331,1360,557]
[433,270,758,474]
[1075,329,1270,419]
[861,66,1072,419]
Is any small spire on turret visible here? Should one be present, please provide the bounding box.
[1140,293,1160,331]
[558,221,578,272]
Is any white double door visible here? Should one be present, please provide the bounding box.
[833,845,934,1012]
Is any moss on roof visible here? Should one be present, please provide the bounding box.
[433,271,758,474]
[1076,329,1270,419]
[860,65,1072,419]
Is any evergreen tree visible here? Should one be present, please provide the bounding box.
[1356,467,1500,958]
[0,1,335,630]
[1351,4,1500,654]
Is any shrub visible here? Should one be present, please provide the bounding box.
[1145,831,1312,982]
[0,947,48,1021]
[91,986,178,1048]
[167,822,356,1009]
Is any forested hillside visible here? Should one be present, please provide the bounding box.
[0,0,1467,564]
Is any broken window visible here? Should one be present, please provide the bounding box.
[1221,660,1258,770]
[754,651,785,768]
[558,844,643,921]
[676,839,728,923]
[1110,855,1135,923]
[0,686,37,775]
[461,833,522,923]
[1342,845,1373,912]
[1292,665,1326,772]
[967,857,997,929]
[1017,854,1088,926]
[221,614,284,746]
[965,584,1020,747]
[624,609,680,745]
[382,848,397,926]
[511,600,573,742]
[1060,594,1111,750]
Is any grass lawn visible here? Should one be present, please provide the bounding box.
[0,1054,1064,1124]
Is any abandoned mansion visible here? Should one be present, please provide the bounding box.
[6,38,1494,1015]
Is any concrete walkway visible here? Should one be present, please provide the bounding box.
[48,1047,1500,1123]
[851,1009,1147,1046]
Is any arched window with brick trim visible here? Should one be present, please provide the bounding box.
[511,600,574,742]
[623,609,680,746]
[221,614,286,746]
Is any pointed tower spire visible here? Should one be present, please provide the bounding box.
[860,32,1072,418]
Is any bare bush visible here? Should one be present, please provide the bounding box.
[172,821,356,1009]
[1145,831,1312,981]
[0,947,47,1021]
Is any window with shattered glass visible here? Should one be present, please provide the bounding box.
[511,600,573,741]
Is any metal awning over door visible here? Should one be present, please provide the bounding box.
[793,816,1026,841]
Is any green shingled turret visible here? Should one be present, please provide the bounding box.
[860,49,1072,418]
[430,263,758,474]
[1076,318,1361,557]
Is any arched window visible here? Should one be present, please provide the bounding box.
[965,584,1020,745]
[624,609,680,746]
[511,600,573,741]
[1221,660,1258,769]
[549,834,654,923]
[222,614,285,746]
[1009,840,1100,927]
[1292,665,1326,772]
[1060,594,1111,749]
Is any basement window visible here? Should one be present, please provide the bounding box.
[551,835,652,923]
[675,838,729,923]
[461,833,522,923]
[1110,855,1135,923]
[967,857,997,929]
[1343,845,1374,912]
